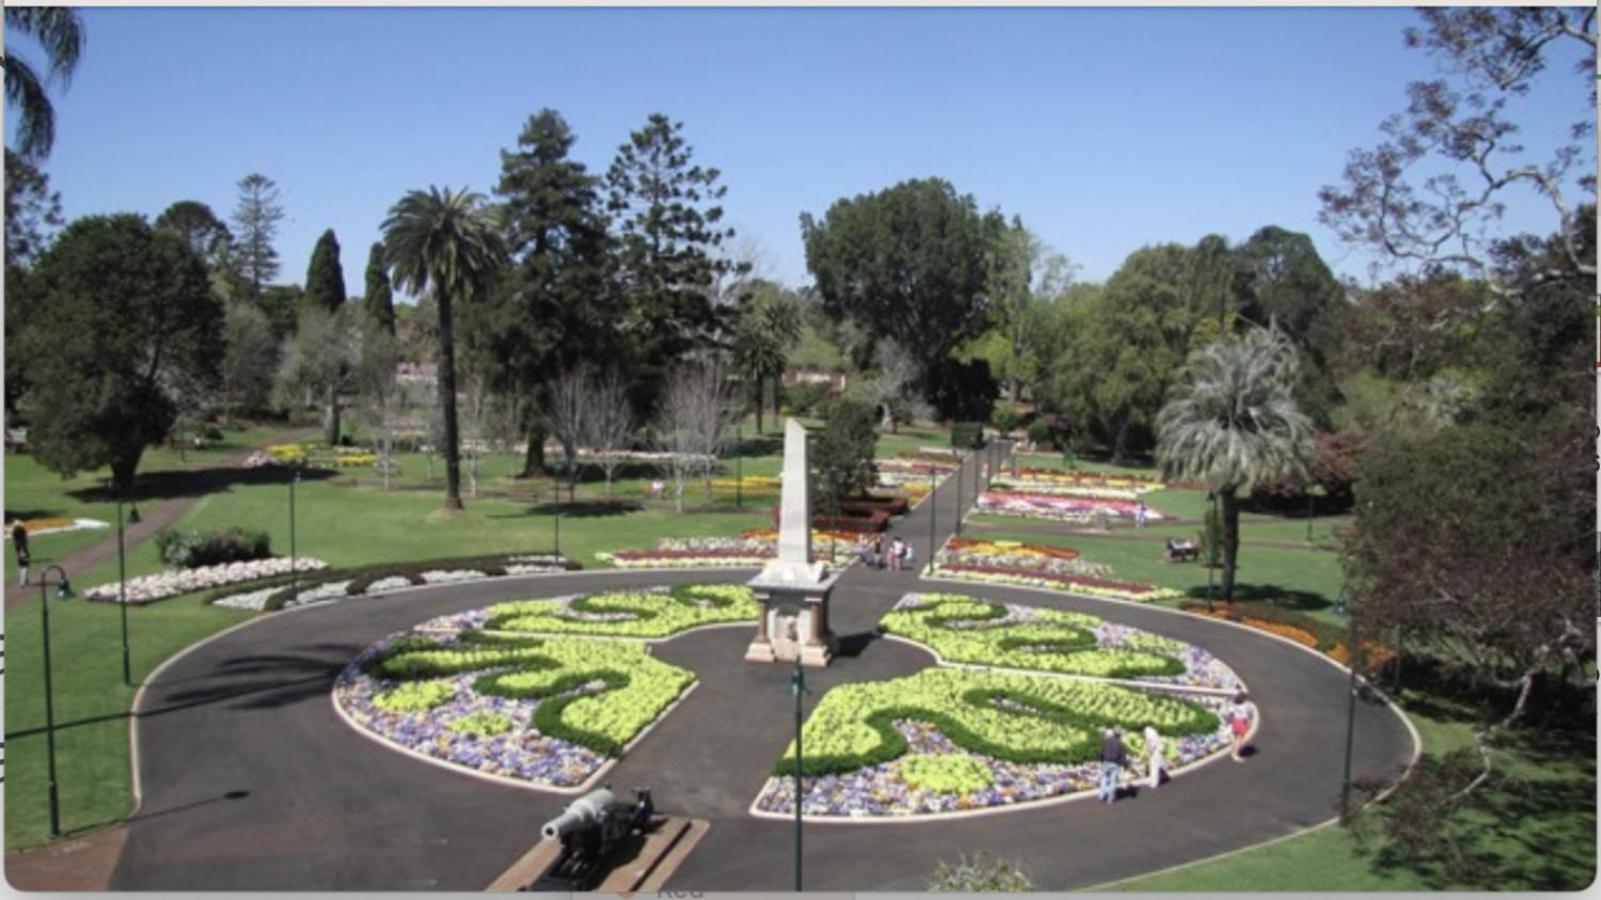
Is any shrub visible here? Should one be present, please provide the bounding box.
[156,527,272,569]
[783,381,832,416]
[928,851,1033,892]
[1025,419,1053,448]
[991,402,1025,434]
[950,422,986,450]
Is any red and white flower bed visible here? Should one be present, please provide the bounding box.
[976,490,1167,523]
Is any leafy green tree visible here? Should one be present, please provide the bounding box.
[801,178,1005,400]
[257,284,302,340]
[230,173,284,302]
[811,397,879,512]
[277,305,361,445]
[1231,226,1346,426]
[304,228,347,314]
[23,214,222,493]
[155,200,233,267]
[2,8,84,159]
[732,280,802,432]
[606,113,741,406]
[968,219,1074,401]
[476,108,615,477]
[220,300,278,418]
[1055,244,1194,461]
[1156,327,1313,599]
[363,241,395,334]
[4,149,63,415]
[382,186,506,511]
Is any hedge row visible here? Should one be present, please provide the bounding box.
[203,552,582,611]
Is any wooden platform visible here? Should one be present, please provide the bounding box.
[486,816,709,892]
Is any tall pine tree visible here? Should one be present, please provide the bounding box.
[605,113,742,411]
[472,108,614,476]
[304,228,347,313]
[230,173,283,302]
[364,241,395,334]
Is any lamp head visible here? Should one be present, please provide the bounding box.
[55,578,73,600]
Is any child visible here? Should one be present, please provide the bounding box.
[1229,691,1257,761]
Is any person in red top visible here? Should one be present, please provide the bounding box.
[1229,690,1257,761]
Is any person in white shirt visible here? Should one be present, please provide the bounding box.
[1142,724,1164,789]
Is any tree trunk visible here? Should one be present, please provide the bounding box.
[436,290,465,511]
[1220,488,1241,600]
[771,376,781,425]
[520,422,548,478]
[110,449,143,497]
[324,386,341,446]
[753,374,764,434]
[1111,413,1132,465]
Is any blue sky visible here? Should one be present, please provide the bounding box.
[11,6,1594,298]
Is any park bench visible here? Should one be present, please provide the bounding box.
[1165,538,1200,563]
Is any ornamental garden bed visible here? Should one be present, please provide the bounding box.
[335,625,690,790]
[206,553,579,611]
[87,556,331,605]
[480,583,757,640]
[4,516,110,539]
[596,529,862,569]
[925,538,1179,603]
[881,593,1241,690]
[975,490,1168,523]
[333,585,749,790]
[751,668,1233,819]
[750,593,1243,820]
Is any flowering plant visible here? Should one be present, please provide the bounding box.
[976,490,1166,523]
[485,584,758,638]
[86,557,328,605]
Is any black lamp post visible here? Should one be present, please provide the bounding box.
[115,498,131,687]
[1341,615,1362,822]
[38,564,73,837]
[955,453,963,537]
[553,476,562,557]
[735,423,743,509]
[928,467,937,562]
[789,658,808,891]
[1307,489,1315,543]
[288,466,300,603]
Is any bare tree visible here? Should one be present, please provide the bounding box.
[276,305,362,435]
[655,360,736,513]
[1319,8,1596,297]
[582,368,635,500]
[458,362,495,499]
[853,338,922,433]
[353,312,408,490]
[545,365,589,500]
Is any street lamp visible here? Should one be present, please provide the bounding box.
[789,659,809,891]
[1307,489,1315,543]
[1340,612,1363,822]
[928,467,937,562]
[37,564,73,837]
[735,423,743,509]
[955,452,963,537]
[115,498,131,687]
[553,476,562,557]
[288,466,300,604]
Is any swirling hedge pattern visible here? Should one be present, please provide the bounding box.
[482,584,758,638]
[334,592,723,789]
[881,593,1233,683]
[774,668,1218,777]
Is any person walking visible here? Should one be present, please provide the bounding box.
[11,521,30,588]
[1229,690,1258,761]
[870,533,885,569]
[1098,728,1127,803]
[1134,500,1148,528]
[1142,724,1165,789]
[888,536,905,571]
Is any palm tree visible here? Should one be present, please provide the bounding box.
[1156,328,1313,600]
[382,186,505,511]
[3,7,85,160]
[732,286,801,433]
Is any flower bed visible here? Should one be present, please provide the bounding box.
[334,616,696,789]
[482,584,757,639]
[1007,468,1163,493]
[751,668,1232,818]
[881,593,1239,689]
[86,557,329,605]
[925,538,1179,603]
[976,490,1167,523]
[596,530,860,569]
[4,517,109,538]
[209,554,577,611]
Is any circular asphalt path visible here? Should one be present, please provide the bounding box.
[111,565,1416,891]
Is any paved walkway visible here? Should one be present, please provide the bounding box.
[46,450,1415,890]
[4,427,317,612]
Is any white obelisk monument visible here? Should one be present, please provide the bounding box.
[745,418,839,666]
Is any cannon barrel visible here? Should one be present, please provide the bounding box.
[540,788,616,841]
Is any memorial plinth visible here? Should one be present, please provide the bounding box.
[745,418,838,667]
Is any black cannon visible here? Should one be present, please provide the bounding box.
[525,787,655,891]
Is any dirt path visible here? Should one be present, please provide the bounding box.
[4,427,317,613]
